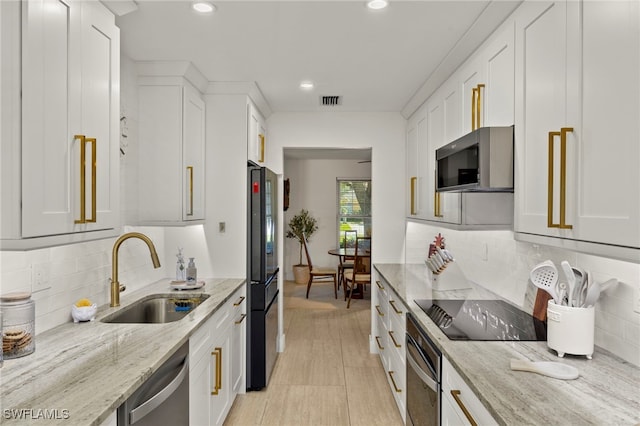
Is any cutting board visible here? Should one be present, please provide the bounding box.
[532,288,552,322]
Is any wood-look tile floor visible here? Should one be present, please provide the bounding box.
[224,280,403,426]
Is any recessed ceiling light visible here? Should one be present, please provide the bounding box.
[366,0,388,10]
[299,81,315,90]
[192,1,215,13]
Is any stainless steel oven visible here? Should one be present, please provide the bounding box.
[406,313,441,426]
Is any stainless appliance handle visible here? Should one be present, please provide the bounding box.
[129,356,189,424]
[406,338,438,392]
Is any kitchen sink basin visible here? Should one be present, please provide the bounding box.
[101,294,209,324]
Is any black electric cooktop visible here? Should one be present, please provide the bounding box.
[414,299,547,341]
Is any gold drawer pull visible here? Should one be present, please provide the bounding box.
[258,134,265,162]
[376,280,384,290]
[388,330,402,348]
[389,300,403,315]
[233,296,246,306]
[547,128,574,229]
[186,166,194,216]
[375,305,384,316]
[211,347,222,395]
[235,313,247,324]
[388,371,401,393]
[451,390,478,426]
[375,336,384,350]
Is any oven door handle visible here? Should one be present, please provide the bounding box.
[407,350,438,392]
[407,334,438,377]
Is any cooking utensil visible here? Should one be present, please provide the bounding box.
[556,282,568,306]
[510,359,579,380]
[571,266,587,307]
[530,260,560,303]
[560,261,576,306]
[582,271,600,308]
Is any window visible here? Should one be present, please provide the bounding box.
[337,179,371,247]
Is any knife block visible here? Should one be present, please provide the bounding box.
[546,300,595,359]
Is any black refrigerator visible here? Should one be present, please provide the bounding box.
[246,163,279,391]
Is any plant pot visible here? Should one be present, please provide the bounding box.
[293,265,310,284]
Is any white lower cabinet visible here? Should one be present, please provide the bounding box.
[372,271,407,423]
[190,286,246,425]
[441,357,497,426]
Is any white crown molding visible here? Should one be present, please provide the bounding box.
[135,61,209,93]
[100,0,138,17]
[206,81,272,118]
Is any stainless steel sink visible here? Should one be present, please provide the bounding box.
[101,294,209,324]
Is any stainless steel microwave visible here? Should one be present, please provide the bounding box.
[436,126,514,192]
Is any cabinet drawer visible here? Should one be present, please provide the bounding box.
[442,357,497,426]
[386,342,407,418]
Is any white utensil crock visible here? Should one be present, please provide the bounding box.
[547,300,594,359]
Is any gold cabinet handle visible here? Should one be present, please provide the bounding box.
[376,280,384,290]
[471,87,478,131]
[74,135,87,224]
[388,371,402,393]
[375,336,385,350]
[86,138,97,223]
[547,128,574,229]
[258,134,265,162]
[233,296,246,306]
[476,83,485,130]
[389,300,403,315]
[186,166,194,216]
[74,135,96,223]
[235,313,247,324]
[388,330,402,348]
[211,347,222,395]
[451,390,478,426]
[410,176,417,215]
[375,305,384,316]
[434,170,443,218]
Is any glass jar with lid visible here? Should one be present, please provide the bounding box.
[1,292,35,359]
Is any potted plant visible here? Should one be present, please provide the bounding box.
[286,209,318,284]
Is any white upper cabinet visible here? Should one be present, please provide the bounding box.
[514,0,639,256]
[2,0,120,245]
[138,78,206,225]
[247,101,266,164]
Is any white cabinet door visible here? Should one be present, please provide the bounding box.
[576,0,639,248]
[482,22,515,127]
[406,115,419,218]
[515,0,639,252]
[183,84,206,221]
[247,101,265,164]
[139,81,205,224]
[231,288,247,395]
[514,0,577,238]
[459,56,486,134]
[21,0,119,237]
[190,350,213,426]
[211,330,231,426]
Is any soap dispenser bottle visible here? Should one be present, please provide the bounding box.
[186,258,197,283]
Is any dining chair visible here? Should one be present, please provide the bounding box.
[338,230,358,290]
[344,236,371,308]
[302,234,338,299]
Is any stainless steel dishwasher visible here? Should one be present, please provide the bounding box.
[118,341,189,426]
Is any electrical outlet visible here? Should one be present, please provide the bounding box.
[31,264,51,293]
[634,284,640,314]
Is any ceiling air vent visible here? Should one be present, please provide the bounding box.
[320,96,342,106]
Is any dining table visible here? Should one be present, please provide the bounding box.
[327,248,371,299]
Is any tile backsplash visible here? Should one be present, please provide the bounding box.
[0,227,167,335]
[406,220,640,367]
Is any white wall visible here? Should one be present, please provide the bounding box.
[283,158,371,280]
[267,112,407,270]
[406,221,640,366]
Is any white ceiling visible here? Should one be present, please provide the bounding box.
[115,0,521,116]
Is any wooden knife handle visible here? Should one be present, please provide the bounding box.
[532,289,552,322]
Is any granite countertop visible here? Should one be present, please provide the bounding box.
[0,278,245,426]
[374,263,640,426]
